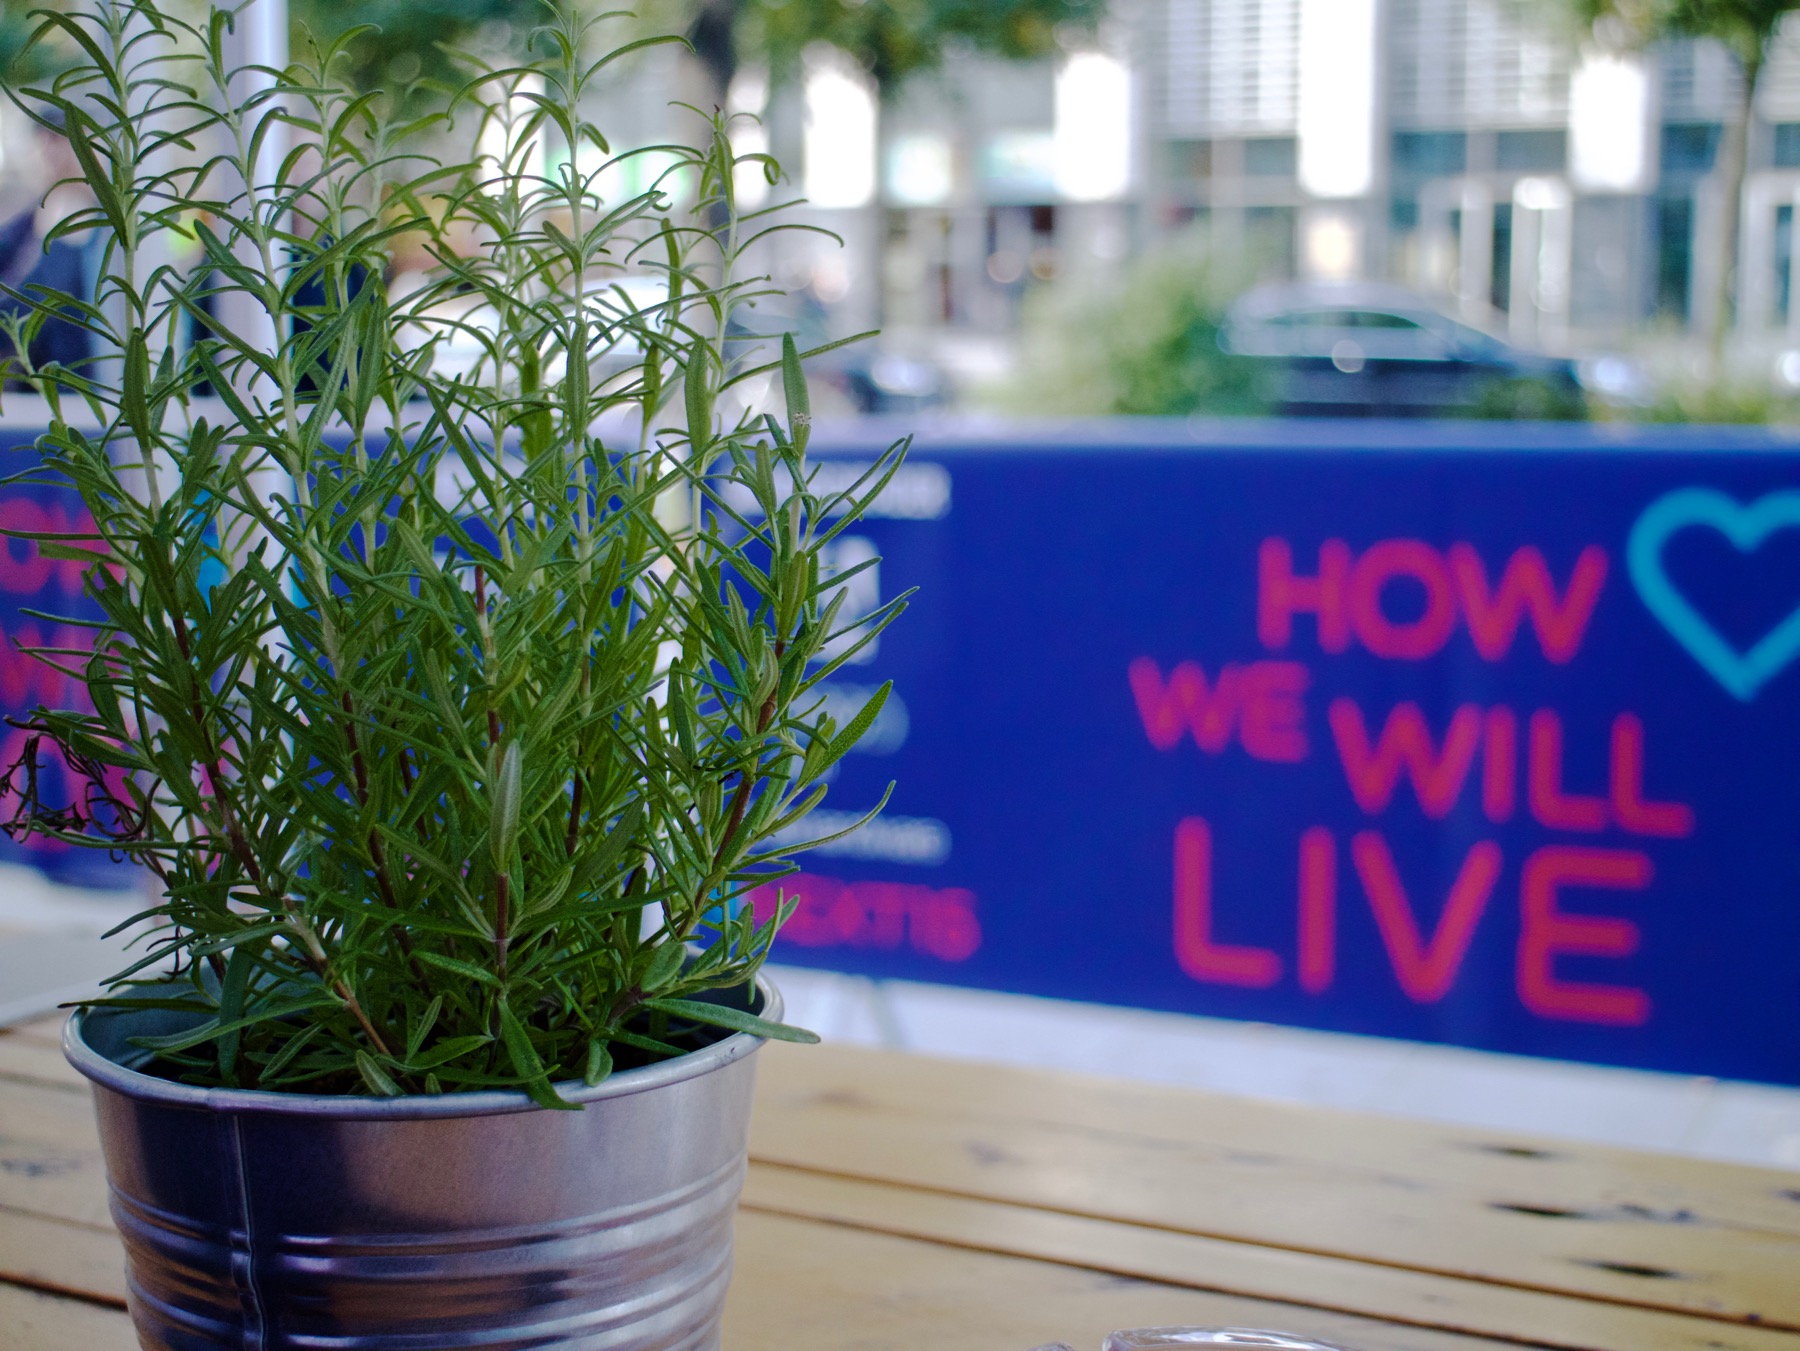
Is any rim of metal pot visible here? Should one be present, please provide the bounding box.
[64,971,782,1120]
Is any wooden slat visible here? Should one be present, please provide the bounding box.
[0,1077,114,1230]
[0,1027,86,1092]
[0,1207,126,1307]
[11,1198,1792,1351]
[0,1207,1558,1351]
[749,1044,1800,1330]
[726,1208,1528,1351]
[755,1043,1800,1236]
[0,1280,136,1351]
[12,1033,1799,1350]
[7,1014,70,1047]
[742,1163,1800,1351]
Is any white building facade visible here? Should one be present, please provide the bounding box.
[1144,0,1800,345]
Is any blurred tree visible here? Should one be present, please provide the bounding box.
[287,0,1105,100]
[686,0,1104,98]
[990,228,1268,419]
[1563,0,1798,366]
[1,0,74,89]
[287,0,517,90]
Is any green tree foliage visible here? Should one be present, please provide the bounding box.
[287,0,1106,97]
[720,0,1106,89]
[287,0,519,91]
[986,227,1267,420]
[0,1,905,1101]
[991,229,1267,418]
[1,0,75,88]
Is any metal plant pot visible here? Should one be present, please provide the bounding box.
[65,977,779,1351]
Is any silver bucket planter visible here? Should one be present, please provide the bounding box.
[64,977,778,1351]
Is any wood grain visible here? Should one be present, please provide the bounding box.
[0,1077,114,1229]
[742,1163,1800,1351]
[0,1279,136,1351]
[7,1014,69,1047]
[0,1020,83,1092]
[749,1044,1800,1329]
[0,1206,126,1306]
[6,1025,1799,1351]
[727,1207,1535,1351]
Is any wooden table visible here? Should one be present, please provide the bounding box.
[2,1015,1797,1351]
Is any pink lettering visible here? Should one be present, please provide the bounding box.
[1449,543,1607,663]
[1517,846,1651,1026]
[1352,831,1503,1003]
[1329,698,1482,818]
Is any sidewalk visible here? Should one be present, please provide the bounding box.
[0,866,144,1027]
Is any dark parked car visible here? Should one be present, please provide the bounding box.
[1219,282,1584,418]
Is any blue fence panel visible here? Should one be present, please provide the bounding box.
[745,418,1800,1086]
[6,413,1799,1079]
[0,421,134,890]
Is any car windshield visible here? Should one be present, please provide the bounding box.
[1266,308,1424,330]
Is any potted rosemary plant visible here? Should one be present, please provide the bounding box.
[0,3,903,1346]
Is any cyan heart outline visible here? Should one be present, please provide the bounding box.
[1627,487,1800,702]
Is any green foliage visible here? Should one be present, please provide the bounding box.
[729,0,1107,89]
[1636,377,1800,423]
[286,0,1107,96]
[0,1,906,1101]
[1560,0,1796,68]
[991,229,1267,418]
[286,0,517,94]
[0,0,74,87]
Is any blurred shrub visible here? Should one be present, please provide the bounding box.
[1633,378,1800,426]
[1469,373,1589,421]
[989,228,1268,418]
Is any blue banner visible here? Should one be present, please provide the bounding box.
[744,420,1800,1085]
[7,414,1800,1079]
[0,420,130,890]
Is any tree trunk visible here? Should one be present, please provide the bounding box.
[1705,51,1760,380]
[686,0,736,126]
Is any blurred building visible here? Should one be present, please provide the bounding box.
[1139,0,1800,350]
[758,0,1800,364]
[3,2,1793,370]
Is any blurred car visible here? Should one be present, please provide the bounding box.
[1219,282,1584,418]
[728,292,948,416]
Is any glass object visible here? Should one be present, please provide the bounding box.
[1104,1332,1356,1351]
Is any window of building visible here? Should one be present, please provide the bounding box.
[1389,0,1571,127]
[1495,129,1566,172]
[1392,131,1467,176]
[1167,139,1214,181]
[1656,195,1694,320]
[1778,203,1794,325]
[1775,124,1800,169]
[1391,195,1420,231]
[1661,123,1721,175]
[1244,136,1298,176]
[1163,0,1301,138]
[1491,203,1513,311]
